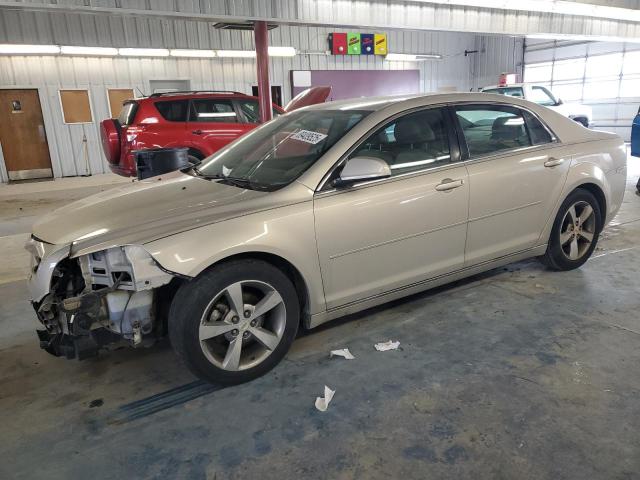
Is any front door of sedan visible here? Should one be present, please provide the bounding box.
[314,107,470,310]
[187,98,248,155]
[454,104,571,265]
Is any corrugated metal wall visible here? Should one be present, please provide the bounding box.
[0,8,522,181]
[3,0,640,40]
[524,39,640,141]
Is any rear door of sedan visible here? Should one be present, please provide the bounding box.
[453,103,571,265]
[314,106,470,309]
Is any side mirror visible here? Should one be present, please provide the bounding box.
[556,98,564,106]
[334,156,391,188]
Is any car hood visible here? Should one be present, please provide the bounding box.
[32,171,301,256]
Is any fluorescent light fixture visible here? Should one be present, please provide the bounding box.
[385,53,442,61]
[216,50,256,58]
[268,46,296,57]
[215,46,296,58]
[61,46,118,56]
[412,0,640,23]
[0,44,60,55]
[118,48,170,57]
[526,33,640,44]
[170,49,216,58]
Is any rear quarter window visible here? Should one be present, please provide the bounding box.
[117,102,138,126]
[154,100,189,122]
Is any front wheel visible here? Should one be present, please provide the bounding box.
[541,188,602,271]
[169,260,299,384]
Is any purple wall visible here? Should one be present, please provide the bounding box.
[292,69,420,101]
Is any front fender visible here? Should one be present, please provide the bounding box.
[143,201,326,315]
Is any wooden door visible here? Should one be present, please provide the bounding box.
[0,89,52,180]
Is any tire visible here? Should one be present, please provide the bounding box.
[541,188,602,271]
[169,259,299,385]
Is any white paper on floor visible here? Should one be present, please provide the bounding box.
[315,385,335,412]
[374,340,400,351]
[330,348,355,360]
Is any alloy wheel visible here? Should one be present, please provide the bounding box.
[559,200,596,261]
[199,280,286,371]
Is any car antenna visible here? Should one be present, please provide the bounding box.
[135,86,147,98]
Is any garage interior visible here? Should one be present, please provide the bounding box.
[1,1,640,478]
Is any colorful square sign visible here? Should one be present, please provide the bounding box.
[374,34,387,55]
[347,33,361,55]
[330,32,347,55]
[361,34,374,55]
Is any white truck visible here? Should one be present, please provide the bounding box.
[481,83,592,128]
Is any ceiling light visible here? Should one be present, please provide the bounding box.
[216,50,256,58]
[118,48,170,57]
[215,47,296,58]
[268,46,296,57]
[526,33,640,44]
[0,44,60,55]
[61,46,118,56]
[385,53,441,61]
[170,49,216,58]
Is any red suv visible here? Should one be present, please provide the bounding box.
[100,91,286,177]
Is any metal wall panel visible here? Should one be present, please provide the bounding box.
[0,9,520,181]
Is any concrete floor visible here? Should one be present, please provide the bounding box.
[1,164,639,479]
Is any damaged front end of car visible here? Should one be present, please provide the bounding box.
[26,237,177,360]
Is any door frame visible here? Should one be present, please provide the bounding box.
[0,87,55,182]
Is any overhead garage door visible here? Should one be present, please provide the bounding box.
[524,40,640,141]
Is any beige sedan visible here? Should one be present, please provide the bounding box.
[27,93,627,384]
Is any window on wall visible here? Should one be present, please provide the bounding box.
[59,89,93,124]
[585,53,623,79]
[523,62,552,83]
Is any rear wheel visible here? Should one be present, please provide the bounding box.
[541,189,602,271]
[169,260,299,384]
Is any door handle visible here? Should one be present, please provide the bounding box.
[544,157,564,168]
[435,178,464,192]
[192,129,203,135]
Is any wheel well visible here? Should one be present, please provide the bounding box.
[575,183,607,226]
[211,252,311,327]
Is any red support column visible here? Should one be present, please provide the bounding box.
[254,21,272,123]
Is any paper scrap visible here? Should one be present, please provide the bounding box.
[374,340,400,351]
[330,348,355,360]
[290,129,328,144]
[314,385,335,412]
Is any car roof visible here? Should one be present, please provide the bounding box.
[139,91,255,102]
[300,91,535,113]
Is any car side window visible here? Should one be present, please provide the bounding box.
[190,99,237,123]
[523,111,553,145]
[529,87,557,107]
[455,105,532,157]
[349,108,451,177]
[154,100,188,122]
[236,99,281,124]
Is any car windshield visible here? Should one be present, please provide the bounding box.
[195,109,370,191]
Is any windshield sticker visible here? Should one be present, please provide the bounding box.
[290,129,328,145]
